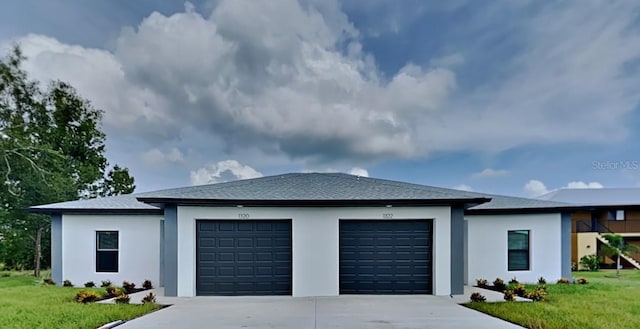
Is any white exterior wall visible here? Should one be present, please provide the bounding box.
[176,206,452,297]
[61,214,162,287]
[466,213,562,284]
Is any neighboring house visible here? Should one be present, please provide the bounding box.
[538,188,640,269]
[31,173,573,297]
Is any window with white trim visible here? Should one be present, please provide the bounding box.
[96,231,118,272]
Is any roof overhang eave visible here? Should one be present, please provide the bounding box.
[27,207,164,215]
[465,205,586,215]
[135,197,493,208]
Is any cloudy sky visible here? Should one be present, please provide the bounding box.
[2,0,640,197]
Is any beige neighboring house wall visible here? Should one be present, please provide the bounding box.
[576,232,599,270]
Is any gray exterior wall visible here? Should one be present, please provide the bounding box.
[561,212,572,279]
[450,206,464,295]
[463,219,468,285]
[163,205,178,296]
[51,214,62,285]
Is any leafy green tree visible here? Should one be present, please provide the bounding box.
[601,233,640,277]
[100,165,136,197]
[0,46,135,276]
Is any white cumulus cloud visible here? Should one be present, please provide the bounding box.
[140,147,184,165]
[524,180,549,197]
[565,181,604,189]
[2,1,455,162]
[190,160,263,185]
[348,167,369,177]
[472,168,509,178]
[524,179,604,197]
[454,184,473,192]
[6,0,640,168]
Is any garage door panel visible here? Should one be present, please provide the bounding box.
[237,252,254,261]
[237,222,253,231]
[218,238,234,247]
[199,237,216,247]
[339,220,432,294]
[198,268,216,276]
[217,252,234,261]
[274,237,290,247]
[218,223,234,231]
[256,266,273,275]
[197,220,292,296]
[237,238,253,247]
[256,238,272,247]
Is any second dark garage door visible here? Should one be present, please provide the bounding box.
[340,219,433,294]
[196,220,291,296]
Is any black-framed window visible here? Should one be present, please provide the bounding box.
[508,230,530,271]
[608,210,625,221]
[96,231,118,272]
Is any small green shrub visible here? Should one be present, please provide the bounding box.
[580,254,601,271]
[493,278,506,291]
[84,281,96,288]
[557,277,571,284]
[508,277,519,285]
[43,278,55,285]
[100,280,112,288]
[525,286,547,301]
[142,279,153,290]
[470,292,486,302]
[106,286,123,298]
[504,289,516,301]
[75,290,101,303]
[141,292,156,304]
[63,280,73,287]
[577,277,589,285]
[114,294,130,304]
[122,281,136,293]
[512,284,527,297]
[538,276,547,285]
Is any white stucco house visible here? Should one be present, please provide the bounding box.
[30,173,573,297]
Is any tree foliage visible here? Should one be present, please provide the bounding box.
[601,233,640,277]
[0,46,135,275]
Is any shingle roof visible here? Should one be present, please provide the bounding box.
[30,173,577,215]
[30,194,161,214]
[135,173,490,206]
[466,193,572,213]
[31,173,490,213]
[537,188,640,206]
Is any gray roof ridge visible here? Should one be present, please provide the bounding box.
[476,191,572,206]
[135,173,301,197]
[136,172,487,201]
[324,173,483,198]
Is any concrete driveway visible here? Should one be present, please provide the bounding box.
[117,294,522,329]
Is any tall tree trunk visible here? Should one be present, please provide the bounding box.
[33,226,42,277]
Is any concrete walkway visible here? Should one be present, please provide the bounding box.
[114,288,523,329]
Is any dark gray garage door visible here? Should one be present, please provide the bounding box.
[196,220,291,296]
[340,220,432,294]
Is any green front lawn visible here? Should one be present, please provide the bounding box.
[0,273,161,329]
[466,270,640,329]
